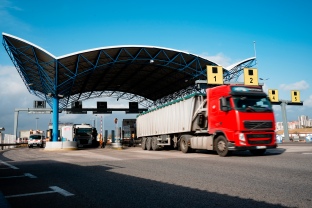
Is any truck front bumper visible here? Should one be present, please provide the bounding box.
[227,142,277,151]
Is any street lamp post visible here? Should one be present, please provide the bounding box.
[259,78,269,81]
[95,115,98,130]
[90,119,95,127]
[259,78,269,90]
[35,118,39,130]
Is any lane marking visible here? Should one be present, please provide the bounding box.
[5,186,74,198]
[302,153,312,154]
[49,186,74,196]
[0,173,37,179]
[24,173,37,178]
[5,190,55,198]
[0,160,19,169]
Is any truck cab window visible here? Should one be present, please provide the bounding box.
[220,97,231,111]
[234,97,273,112]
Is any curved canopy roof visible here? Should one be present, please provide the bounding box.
[2,33,255,109]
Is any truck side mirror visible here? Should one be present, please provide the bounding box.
[221,97,230,112]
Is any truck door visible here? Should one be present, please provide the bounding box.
[211,97,237,135]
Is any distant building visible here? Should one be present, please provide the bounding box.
[276,115,312,130]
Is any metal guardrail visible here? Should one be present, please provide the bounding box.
[0,143,23,146]
[0,143,26,150]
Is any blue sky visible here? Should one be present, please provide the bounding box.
[1,0,312,135]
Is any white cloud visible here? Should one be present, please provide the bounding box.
[280,80,309,91]
[0,65,28,96]
[200,52,232,67]
[304,95,312,108]
[0,0,29,31]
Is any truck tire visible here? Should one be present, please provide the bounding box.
[249,149,266,156]
[180,135,191,153]
[146,137,152,151]
[214,135,230,157]
[141,137,147,150]
[152,137,159,151]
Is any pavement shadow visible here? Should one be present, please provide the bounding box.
[0,157,289,208]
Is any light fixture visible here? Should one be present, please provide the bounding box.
[150,59,154,63]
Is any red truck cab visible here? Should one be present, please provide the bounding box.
[207,84,277,156]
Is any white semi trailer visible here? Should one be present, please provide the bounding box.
[137,94,206,152]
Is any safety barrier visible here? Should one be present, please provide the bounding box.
[0,133,17,150]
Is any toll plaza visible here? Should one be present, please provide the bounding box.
[3,33,257,149]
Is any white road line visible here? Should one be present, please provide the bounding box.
[0,160,19,169]
[302,153,312,154]
[0,173,37,179]
[5,186,74,198]
[24,173,37,178]
[5,190,55,198]
[49,186,74,196]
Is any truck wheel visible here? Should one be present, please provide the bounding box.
[141,137,147,150]
[180,136,191,153]
[250,149,266,156]
[214,135,230,157]
[146,137,152,151]
[152,137,159,151]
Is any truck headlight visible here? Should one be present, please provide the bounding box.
[239,133,246,145]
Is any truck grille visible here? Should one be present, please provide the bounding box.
[247,134,272,145]
[80,139,89,144]
[244,121,273,129]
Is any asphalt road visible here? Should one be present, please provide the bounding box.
[1,143,312,208]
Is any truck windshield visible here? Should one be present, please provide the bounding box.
[233,96,273,112]
[76,128,92,136]
[29,135,42,140]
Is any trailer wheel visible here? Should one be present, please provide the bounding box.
[141,137,147,150]
[152,137,159,151]
[146,137,152,151]
[214,135,230,157]
[180,136,191,153]
[249,149,266,156]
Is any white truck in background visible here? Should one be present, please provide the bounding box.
[61,123,97,147]
[28,130,45,148]
[20,129,44,144]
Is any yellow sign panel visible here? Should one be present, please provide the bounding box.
[268,89,279,102]
[207,65,223,85]
[243,68,258,86]
[291,90,300,103]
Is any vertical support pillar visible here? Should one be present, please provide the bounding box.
[52,97,59,142]
[14,110,19,139]
[281,101,290,142]
[112,130,115,143]
[52,60,59,142]
[104,130,108,144]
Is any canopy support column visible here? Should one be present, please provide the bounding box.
[52,97,59,142]
[52,60,59,142]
